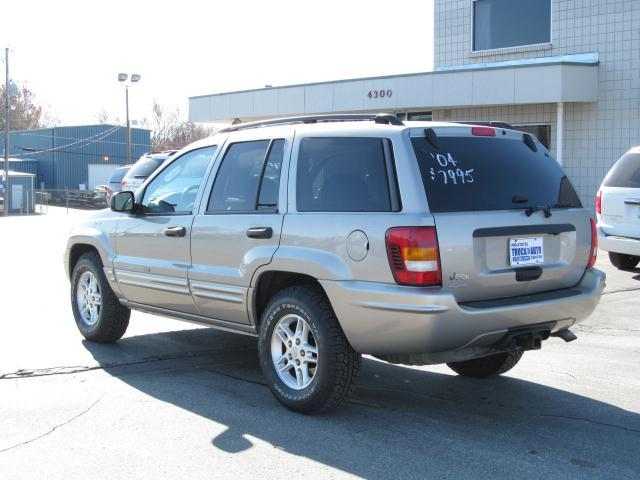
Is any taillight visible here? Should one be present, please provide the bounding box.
[471,126,496,137]
[587,218,598,268]
[595,190,602,215]
[385,227,442,286]
[121,179,127,187]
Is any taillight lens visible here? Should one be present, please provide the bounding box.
[471,126,496,137]
[587,218,598,268]
[121,179,127,187]
[595,190,602,215]
[386,227,442,286]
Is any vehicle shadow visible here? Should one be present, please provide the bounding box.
[83,328,640,478]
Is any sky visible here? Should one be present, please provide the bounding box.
[0,0,434,126]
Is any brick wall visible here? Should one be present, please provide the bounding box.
[433,0,640,208]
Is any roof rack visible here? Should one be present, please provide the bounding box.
[451,121,515,130]
[218,113,404,133]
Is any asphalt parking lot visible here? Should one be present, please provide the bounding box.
[0,207,639,479]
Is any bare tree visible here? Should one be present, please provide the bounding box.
[95,109,121,125]
[146,99,213,151]
[0,82,57,131]
[96,109,110,124]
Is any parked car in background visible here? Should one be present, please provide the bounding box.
[65,114,604,414]
[597,146,640,270]
[105,165,132,206]
[94,184,109,204]
[121,151,177,192]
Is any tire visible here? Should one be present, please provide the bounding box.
[258,285,361,414]
[447,350,524,378]
[608,252,640,270]
[70,251,130,343]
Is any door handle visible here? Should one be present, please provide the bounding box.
[164,226,186,237]
[624,198,640,206]
[246,227,273,239]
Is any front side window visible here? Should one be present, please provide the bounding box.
[473,0,551,52]
[296,137,395,212]
[207,139,285,212]
[141,146,216,214]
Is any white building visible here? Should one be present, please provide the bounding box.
[189,0,639,209]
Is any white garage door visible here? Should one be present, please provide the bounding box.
[88,164,121,189]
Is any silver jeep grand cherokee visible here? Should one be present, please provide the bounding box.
[64,114,605,413]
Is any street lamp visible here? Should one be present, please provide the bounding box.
[3,47,18,217]
[117,72,141,164]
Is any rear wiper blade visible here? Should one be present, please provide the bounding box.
[525,206,552,218]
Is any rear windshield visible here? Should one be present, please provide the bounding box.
[411,135,582,213]
[127,157,165,178]
[603,152,640,188]
[109,167,130,183]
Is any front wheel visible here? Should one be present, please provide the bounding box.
[447,350,524,378]
[258,286,361,414]
[70,251,130,343]
[608,252,640,270]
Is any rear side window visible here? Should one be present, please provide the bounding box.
[603,153,640,188]
[411,135,582,213]
[207,139,285,212]
[296,137,397,212]
[128,157,165,178]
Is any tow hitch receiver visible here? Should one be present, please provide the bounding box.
[497,323,553,351]
[511,331,549,350]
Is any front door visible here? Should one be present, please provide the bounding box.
[190,137,290,324]
[113,145,218,314]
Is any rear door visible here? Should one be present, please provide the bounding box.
[189,136,291,324]
[411,126,591,303]
[599,151,640,239]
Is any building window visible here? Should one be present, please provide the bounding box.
[407,111,433,121]
[473,0,551,52]
[513,124,551,150]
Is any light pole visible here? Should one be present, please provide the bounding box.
[117,73,141,164]
[3,48,18,217]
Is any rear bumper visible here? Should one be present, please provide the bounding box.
[320,268,606,356]
[598,227,640,256]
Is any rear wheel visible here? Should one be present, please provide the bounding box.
[70,251,130,343]
[258,286,361,414]
[447,350,523,378]
[608,252,640,270]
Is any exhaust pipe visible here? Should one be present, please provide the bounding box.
[551,329,577,342]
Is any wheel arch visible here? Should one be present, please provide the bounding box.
[65,225,115,280]
[251,270,330,327]
[68,243,101,279]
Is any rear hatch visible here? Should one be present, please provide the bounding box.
[599,150,640,239]
[411,125,592,303]
[123,157,166,190]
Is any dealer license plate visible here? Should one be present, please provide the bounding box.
[509,237,544,267]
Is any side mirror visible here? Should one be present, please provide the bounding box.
[111,191,135,213]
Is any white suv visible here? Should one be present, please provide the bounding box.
[597,146,640,270]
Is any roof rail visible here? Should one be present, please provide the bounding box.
[218,113,404,133]
[451,121,515,130]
